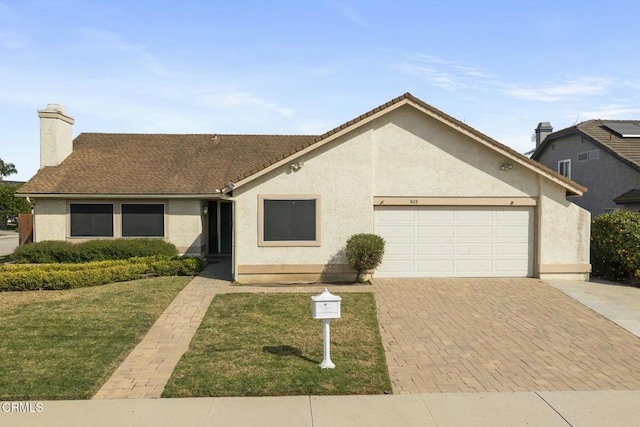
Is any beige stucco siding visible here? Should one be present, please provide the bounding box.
[167,199,204,255]
[234,104,590,281]
[373,106,539,197]
[33,199,66,241]
[32,198,204,256]
[234,126,375,268]
[537,178,591,279]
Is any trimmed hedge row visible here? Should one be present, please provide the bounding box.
[11,239,179,264]
[0,256,206,291]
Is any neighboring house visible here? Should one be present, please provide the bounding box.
[531,120,640,217]
[18,94,591,282]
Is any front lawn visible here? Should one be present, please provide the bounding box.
[0,276,192,400]
[163,292,391,397]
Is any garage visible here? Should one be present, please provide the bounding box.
[374,206,534,277]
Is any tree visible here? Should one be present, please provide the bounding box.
[0,159,18,180]
[0,184,32,228]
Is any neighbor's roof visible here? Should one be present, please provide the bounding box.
[532,119,640,173]
[19,93,586,197]
[614,189,640,205]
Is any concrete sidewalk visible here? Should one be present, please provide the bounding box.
[3,390,640,426]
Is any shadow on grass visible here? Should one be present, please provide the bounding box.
[262,345,319,364]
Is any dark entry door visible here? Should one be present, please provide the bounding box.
[208,201,232,255]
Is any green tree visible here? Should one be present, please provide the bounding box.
[0,184,31,228]
[0,159,18,181]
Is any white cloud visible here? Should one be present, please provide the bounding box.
[337,3,368,28]
[578,104,640,120]
[504,77,615,102]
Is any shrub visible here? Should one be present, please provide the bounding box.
[345,233,385,282]
[591,210,640,284]
[0,256,205,291]
[11,239,178,264]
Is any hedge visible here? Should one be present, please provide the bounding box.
[11,239,179,264]
[345,233,385,282]
[0,256,205,291]
[591,210,640,284]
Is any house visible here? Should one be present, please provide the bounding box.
[531,120,640,217]
[18,94,591,282]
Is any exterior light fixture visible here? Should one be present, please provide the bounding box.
[290,162,304,172]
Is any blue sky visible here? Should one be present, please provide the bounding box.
[2,0,640,181]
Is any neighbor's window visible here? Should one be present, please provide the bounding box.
[558,159,571,178]
[122,203,165,237]
[70,203,114,237]
[259,196,320,246]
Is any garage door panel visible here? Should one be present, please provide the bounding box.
[376,209,415,222]
[456,259,494,273]
[377,225,415,238]
[456,243,492,255]
[417,226,454,238]
[456,210,492,221]
[416,259,454,274]
[417,210,454,221]
[386,242,415,257]
[496,242,529,255]
[375,206,533,278]
[417,243,454,256]
[457,226,493,238]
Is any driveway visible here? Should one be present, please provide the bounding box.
[373,278,640,394]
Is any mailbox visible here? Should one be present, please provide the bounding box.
[312,288,342,319]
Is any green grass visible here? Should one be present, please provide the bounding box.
[0,276,192,400]
[0,254,11,264]
[163,292,391,397]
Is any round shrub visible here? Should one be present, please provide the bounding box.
[345,233,385,282]
[591,210,640,284]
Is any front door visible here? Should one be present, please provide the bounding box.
[208,201,232,255]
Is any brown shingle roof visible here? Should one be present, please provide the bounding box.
[19,134,316,195]
[19,93,585,196]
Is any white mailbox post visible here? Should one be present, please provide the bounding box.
[311,288,342,369]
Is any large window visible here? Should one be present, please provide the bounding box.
[122,203,165,237]
[558,159,571,178]
[259,196,320,246]
[70,203,114,237]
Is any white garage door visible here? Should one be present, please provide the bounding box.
[374,206,534,277]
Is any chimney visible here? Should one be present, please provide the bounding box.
[535,122,553,147]
[38,104,74,168]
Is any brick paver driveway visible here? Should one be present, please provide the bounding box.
[373,278,640,394]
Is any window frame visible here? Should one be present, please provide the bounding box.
[121,202,166,238]
[558,159,571,178]
[258,195,321,247]
[69,202,115,238]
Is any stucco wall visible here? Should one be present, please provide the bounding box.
[535,134,640,217]
[537,178,591,279]
[234,104,591,281]
[33,199,67,241]
[33,198,204,256]
[167,199,204,255]
[234,125,374,270]
[373,107,539,197]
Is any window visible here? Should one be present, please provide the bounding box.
[259,196,320,246]
[122,203,164,237]
[70,203,114,237]
[558,159,571,178]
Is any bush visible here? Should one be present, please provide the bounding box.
[591,210,640,284]
[0,256,205,291]
[345,233,385,282]
[11,239,178,264]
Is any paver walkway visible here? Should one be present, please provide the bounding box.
[94,266,370,399]
[373,278,640,395]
